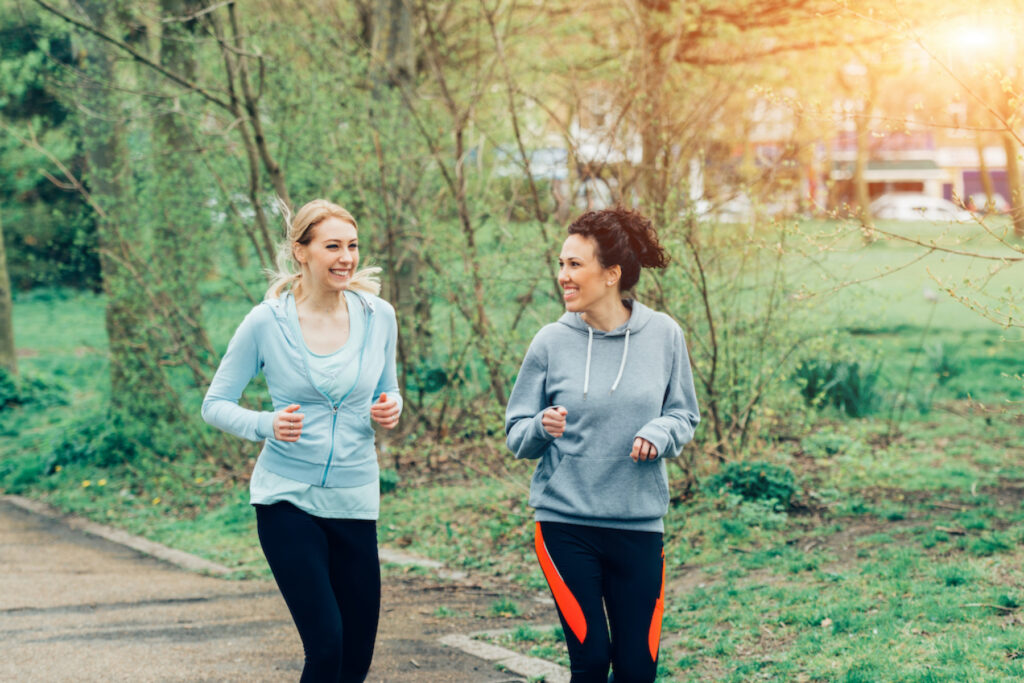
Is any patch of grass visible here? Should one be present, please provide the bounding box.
[967,531,1013,557]
[936,565,976,587]
[511,624,540,642]
[489,597,521,617]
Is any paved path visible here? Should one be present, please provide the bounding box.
[0,498,552,682]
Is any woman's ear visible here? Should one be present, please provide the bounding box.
[292,242,306,265]
[606,264,622,287]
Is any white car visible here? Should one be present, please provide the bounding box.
[967,192,1010,214]
[869,193,973,222]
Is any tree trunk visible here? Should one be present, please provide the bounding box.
[371,0,422,403]
[636,0,671,224]
[153,0,214,367]
[0,207,16,376]
[975,132,995,212]
[78,0,172,421]
[1002,131,1024,237]
[372,0,414,87]
[853,108,874,236]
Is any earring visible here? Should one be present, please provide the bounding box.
[607,281,615,286]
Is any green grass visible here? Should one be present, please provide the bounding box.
[4,219,1024,679]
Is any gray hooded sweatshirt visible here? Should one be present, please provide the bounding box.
[505,300,700,532]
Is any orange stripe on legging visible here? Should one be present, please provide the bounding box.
[648,549,666,662]
[534,522,587,644]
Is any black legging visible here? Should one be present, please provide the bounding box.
[255,502,380,683]
[535,521,665,683]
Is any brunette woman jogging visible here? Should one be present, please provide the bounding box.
[505,207,700,683]
[202,199,400,682]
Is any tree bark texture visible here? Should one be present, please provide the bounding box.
[78,0,176,422]
[975,132,996,212]
[0,207,16,375]
[152,0,217,376]
[1002,131,1024,237]
[852,108,873,233]
[372,0,414,87]
[370,0,420,402]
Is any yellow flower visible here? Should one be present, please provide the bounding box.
[97,479,107,487]
[54,465,62,472]
[194,477,205,484]
[152,497,161,505]
[81,480,91,488]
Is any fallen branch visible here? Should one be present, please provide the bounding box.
[963,603,1017,613]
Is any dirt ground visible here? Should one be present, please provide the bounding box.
[0,498,555,682]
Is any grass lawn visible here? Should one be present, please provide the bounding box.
[3,218,1024,680]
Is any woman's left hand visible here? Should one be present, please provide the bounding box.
[370,392,400,430]
[630,437,658,462]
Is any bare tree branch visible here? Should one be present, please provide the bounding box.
[0,120,107,218]
[32,0,233,110]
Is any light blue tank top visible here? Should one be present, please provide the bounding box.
[249,291,379,519]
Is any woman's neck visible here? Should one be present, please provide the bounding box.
[580,295,629,332]
[295,285,348,317]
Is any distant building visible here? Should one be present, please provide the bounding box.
[829,127,1012,210]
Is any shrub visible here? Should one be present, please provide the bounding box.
[0,369,67,411]
[380,468,400,494]
[793,359,882,417]
[704,462,797,507]
[48,412,147,470]
[925,342,962,384]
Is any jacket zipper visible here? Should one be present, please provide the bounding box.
[318,296,374,486]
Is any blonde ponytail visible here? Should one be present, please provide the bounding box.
[264,198,381,300]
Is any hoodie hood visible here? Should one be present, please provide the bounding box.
[556,299,655,398]
[555,298,655,337]
[262,290,376,350]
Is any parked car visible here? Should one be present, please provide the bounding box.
[692,193,789,223]
[869,193,973,222]
[966,192,1010,214]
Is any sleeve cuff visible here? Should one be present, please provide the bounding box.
[534,411,556,442]
[636,424,671,459]
[256,411,275,440]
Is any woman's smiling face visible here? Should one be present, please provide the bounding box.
[294,216,359,294]
[558,233,617,314]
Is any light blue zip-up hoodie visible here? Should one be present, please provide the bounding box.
[202,291,401,488]
[505,301,700,532]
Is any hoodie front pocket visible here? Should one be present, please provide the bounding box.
[532,452,669,520]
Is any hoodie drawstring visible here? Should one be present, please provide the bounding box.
[581,326,631,397]
[610,328,630,394]
[583,327,593,399]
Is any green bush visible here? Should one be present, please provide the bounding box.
[793,359,882,417]
[48,412,150,470]
[380,468,400,494]
[0,369,67,411]
[704,462,797,507]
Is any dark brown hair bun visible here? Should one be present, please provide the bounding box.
[567,206,669,290]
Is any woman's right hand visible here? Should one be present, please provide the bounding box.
[541,406,567,438]
[273,404,304,442]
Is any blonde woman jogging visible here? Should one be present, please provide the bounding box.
[202,199,400,682]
